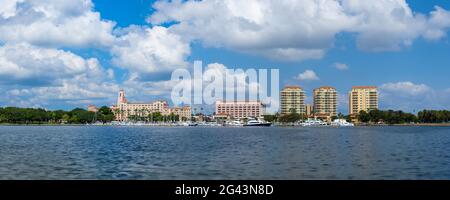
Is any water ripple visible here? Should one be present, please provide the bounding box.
[0,126,450,179]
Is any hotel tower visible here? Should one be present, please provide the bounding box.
[349,86,379,115]
[313,87,337,120]
[280,86,306,115]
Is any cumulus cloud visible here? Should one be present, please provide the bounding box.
[380,81,431,96]
[0,43,107,86]
[111,26,191,75]
[148,0,353,61]
[119,62,279,112]
[334,62,349,70]
[0,43,119,108]
[123,62,261,98]
[296,70,320,81]
[423,6,450,40]
[0,0,116,48]
[0,0,194,108]
[148,0,450,59]
[2,0,450,111]
[379,81,450,112]
[6,78,118,106]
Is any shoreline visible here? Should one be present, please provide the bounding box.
[350,123,450,127]
[382,123,450,127]
[1,123,450,127]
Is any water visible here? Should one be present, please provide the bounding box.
[0,126,450,180]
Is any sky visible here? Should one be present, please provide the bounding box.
[0,0,450,114]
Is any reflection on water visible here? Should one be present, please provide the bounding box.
[0,126,450,179]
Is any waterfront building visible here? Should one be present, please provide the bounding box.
[349,86,379,115]
[170,106,193,121]
[215,101,265,119]
[113,90,191,121]
[305,104,314,118]
[313,86,337,121]
[213,113,230,120]
[280,86,305,115]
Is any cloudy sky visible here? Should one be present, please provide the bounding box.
[0,0,449,114]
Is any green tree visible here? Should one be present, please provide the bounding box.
[263,115,277,122]
[368,109,383,123]
[358,110,370,123]
[279,113,302,123]
[69,108,95,124]
[62,114,70,123]
[152,112,163,122]
[98,106,115,123]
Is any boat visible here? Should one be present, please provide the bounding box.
[181,122,198,126]
[244,119,272,127]
[227,120,244,127]
[198,122,223,127]
[331,119,354,127]
[301,119,328,126]
[188,122,198,126]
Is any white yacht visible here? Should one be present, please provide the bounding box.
[182,122,198,126]
[301,119,328,126]
[331,119,354,127]
[244,119,272,127]
[227,120,244,127]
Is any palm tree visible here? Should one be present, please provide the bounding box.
[134,108,138,121]
[337,112,345,119]
[143,108,149,122]
[139,108,145,121]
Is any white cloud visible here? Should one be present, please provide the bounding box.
[0,1,193,107]
[341,0,423,51]
[256,48,325,62]
[2,0,450,111]
[111,26,191,74]
[0,0,20,18]
[424,6,450,40]
[122,74,181,98]
[123,62,260,97]
[379,81,450,112]
[295,70,320,81]
[380,81,431,96]
[0,43,119,108]
[0,0,116,48]
[149,0,353,61]
[148,0,450,60]
[334,62,349,70]
[119,62,275,109]
[0,43,106,85]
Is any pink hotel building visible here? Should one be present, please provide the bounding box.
[111,90,191,121]
[215,101,265,119]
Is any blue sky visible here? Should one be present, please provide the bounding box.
[0,0,449,114]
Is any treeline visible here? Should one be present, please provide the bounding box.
[417,110,450,123]
[358,109,450,124]
[262,109,450,125]
[358,110,417,124]
[0,106,114,124]
[126,112,184,122]
[264,109,310,123]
